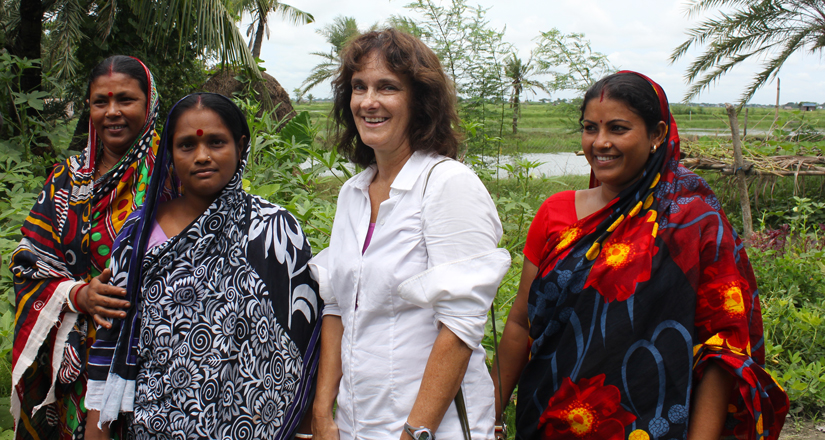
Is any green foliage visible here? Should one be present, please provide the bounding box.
[231,0,314,58]
[0,158,45,403]
[0,54,76,166]
[533,29,614,93]
[237,99,349,252]
[69,6,209,125]
[750,199,825,417]
[300,16,377,95]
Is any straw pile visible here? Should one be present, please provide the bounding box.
[201,69,295,124]
[681,140,825,176]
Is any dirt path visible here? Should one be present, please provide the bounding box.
[780,420,825,440]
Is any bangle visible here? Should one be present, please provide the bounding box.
[70,283,89,314]
[66,289,79,313]
[294,434,313,439]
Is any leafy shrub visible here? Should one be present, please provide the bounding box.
[750,197,825,418]
[236,98,349,253]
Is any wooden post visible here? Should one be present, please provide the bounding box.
[726,104,753,242]
[743,108,748,138]
[773,78,780,129]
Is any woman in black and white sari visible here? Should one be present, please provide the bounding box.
[85,93,321,440]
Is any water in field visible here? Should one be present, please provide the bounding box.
[482,152,591,177]
[305,152,592,179]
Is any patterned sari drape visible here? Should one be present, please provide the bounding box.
[517,72,788,440]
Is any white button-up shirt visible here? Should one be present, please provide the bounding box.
[311,151,511,440]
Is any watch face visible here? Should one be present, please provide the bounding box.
[417,433,431,440]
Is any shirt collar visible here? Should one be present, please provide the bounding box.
[349,150,437,193]
[350,164,377,191]
[391,150,437,192]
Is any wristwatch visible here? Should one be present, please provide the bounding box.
[404,422,436,440]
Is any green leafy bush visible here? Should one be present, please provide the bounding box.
[750,197,825,418]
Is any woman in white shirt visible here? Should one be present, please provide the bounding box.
[310,29,511,440]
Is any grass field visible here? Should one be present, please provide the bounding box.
[294,101,825,155]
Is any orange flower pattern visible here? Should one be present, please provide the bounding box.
[538,375,635,440]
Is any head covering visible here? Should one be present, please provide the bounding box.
[87,93,321,439]
[10,57,159,438]
[517,71,788,440]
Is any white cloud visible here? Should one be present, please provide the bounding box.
[248,0,824,104]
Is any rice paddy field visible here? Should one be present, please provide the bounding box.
[294,101,825,155]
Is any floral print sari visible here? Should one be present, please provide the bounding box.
[517,72,788,440]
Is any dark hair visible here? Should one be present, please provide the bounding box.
[331,28,461,167]
[166,93,250,149]
[580,72,663,133]
[87,55,150,99]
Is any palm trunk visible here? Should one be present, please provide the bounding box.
[512,91,520,134]
[251,19,266,59]
[15,0,43,93]
[12,0,55,158]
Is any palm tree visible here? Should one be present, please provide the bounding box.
[126,0,261,73]
[232,0,313,59]
[300,16,376,94]
[671,0,825,104]
[504,54,550,134]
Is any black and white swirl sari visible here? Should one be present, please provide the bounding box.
[86,94,321,440]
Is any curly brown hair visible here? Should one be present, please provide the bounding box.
[331,28,461,167]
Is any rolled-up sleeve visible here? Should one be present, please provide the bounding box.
[398,249,511,348]
[399,164,511,348]
[309,248,340,317]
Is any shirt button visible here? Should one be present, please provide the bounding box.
[380,219,385,225]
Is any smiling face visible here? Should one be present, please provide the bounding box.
[172,107,243,204]
[581,96,667,194]
[88,72,148,156]
[349,53,413,160]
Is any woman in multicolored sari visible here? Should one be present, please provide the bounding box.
[492,71,788,440]
[10,55,160,439]
[85,93,321,440]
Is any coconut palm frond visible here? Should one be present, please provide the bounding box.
[45,0,87,82]
[2,0,22,45]
[129,0,259,75]
[95,0,117,40]
[269,1,313,26]
[300,60,338,95]
[300,16,370,94]
[673,0,825,104]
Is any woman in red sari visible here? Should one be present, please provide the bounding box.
[493,71,788,440]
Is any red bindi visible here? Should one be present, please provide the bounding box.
[196,129,204,137]
[108,92,113,97]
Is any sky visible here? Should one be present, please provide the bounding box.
[244,0,825,105]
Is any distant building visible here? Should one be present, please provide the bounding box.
[800,102,817,111]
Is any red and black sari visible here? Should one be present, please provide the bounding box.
[517,72,788,440]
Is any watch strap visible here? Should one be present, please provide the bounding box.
[404,422,435,440]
